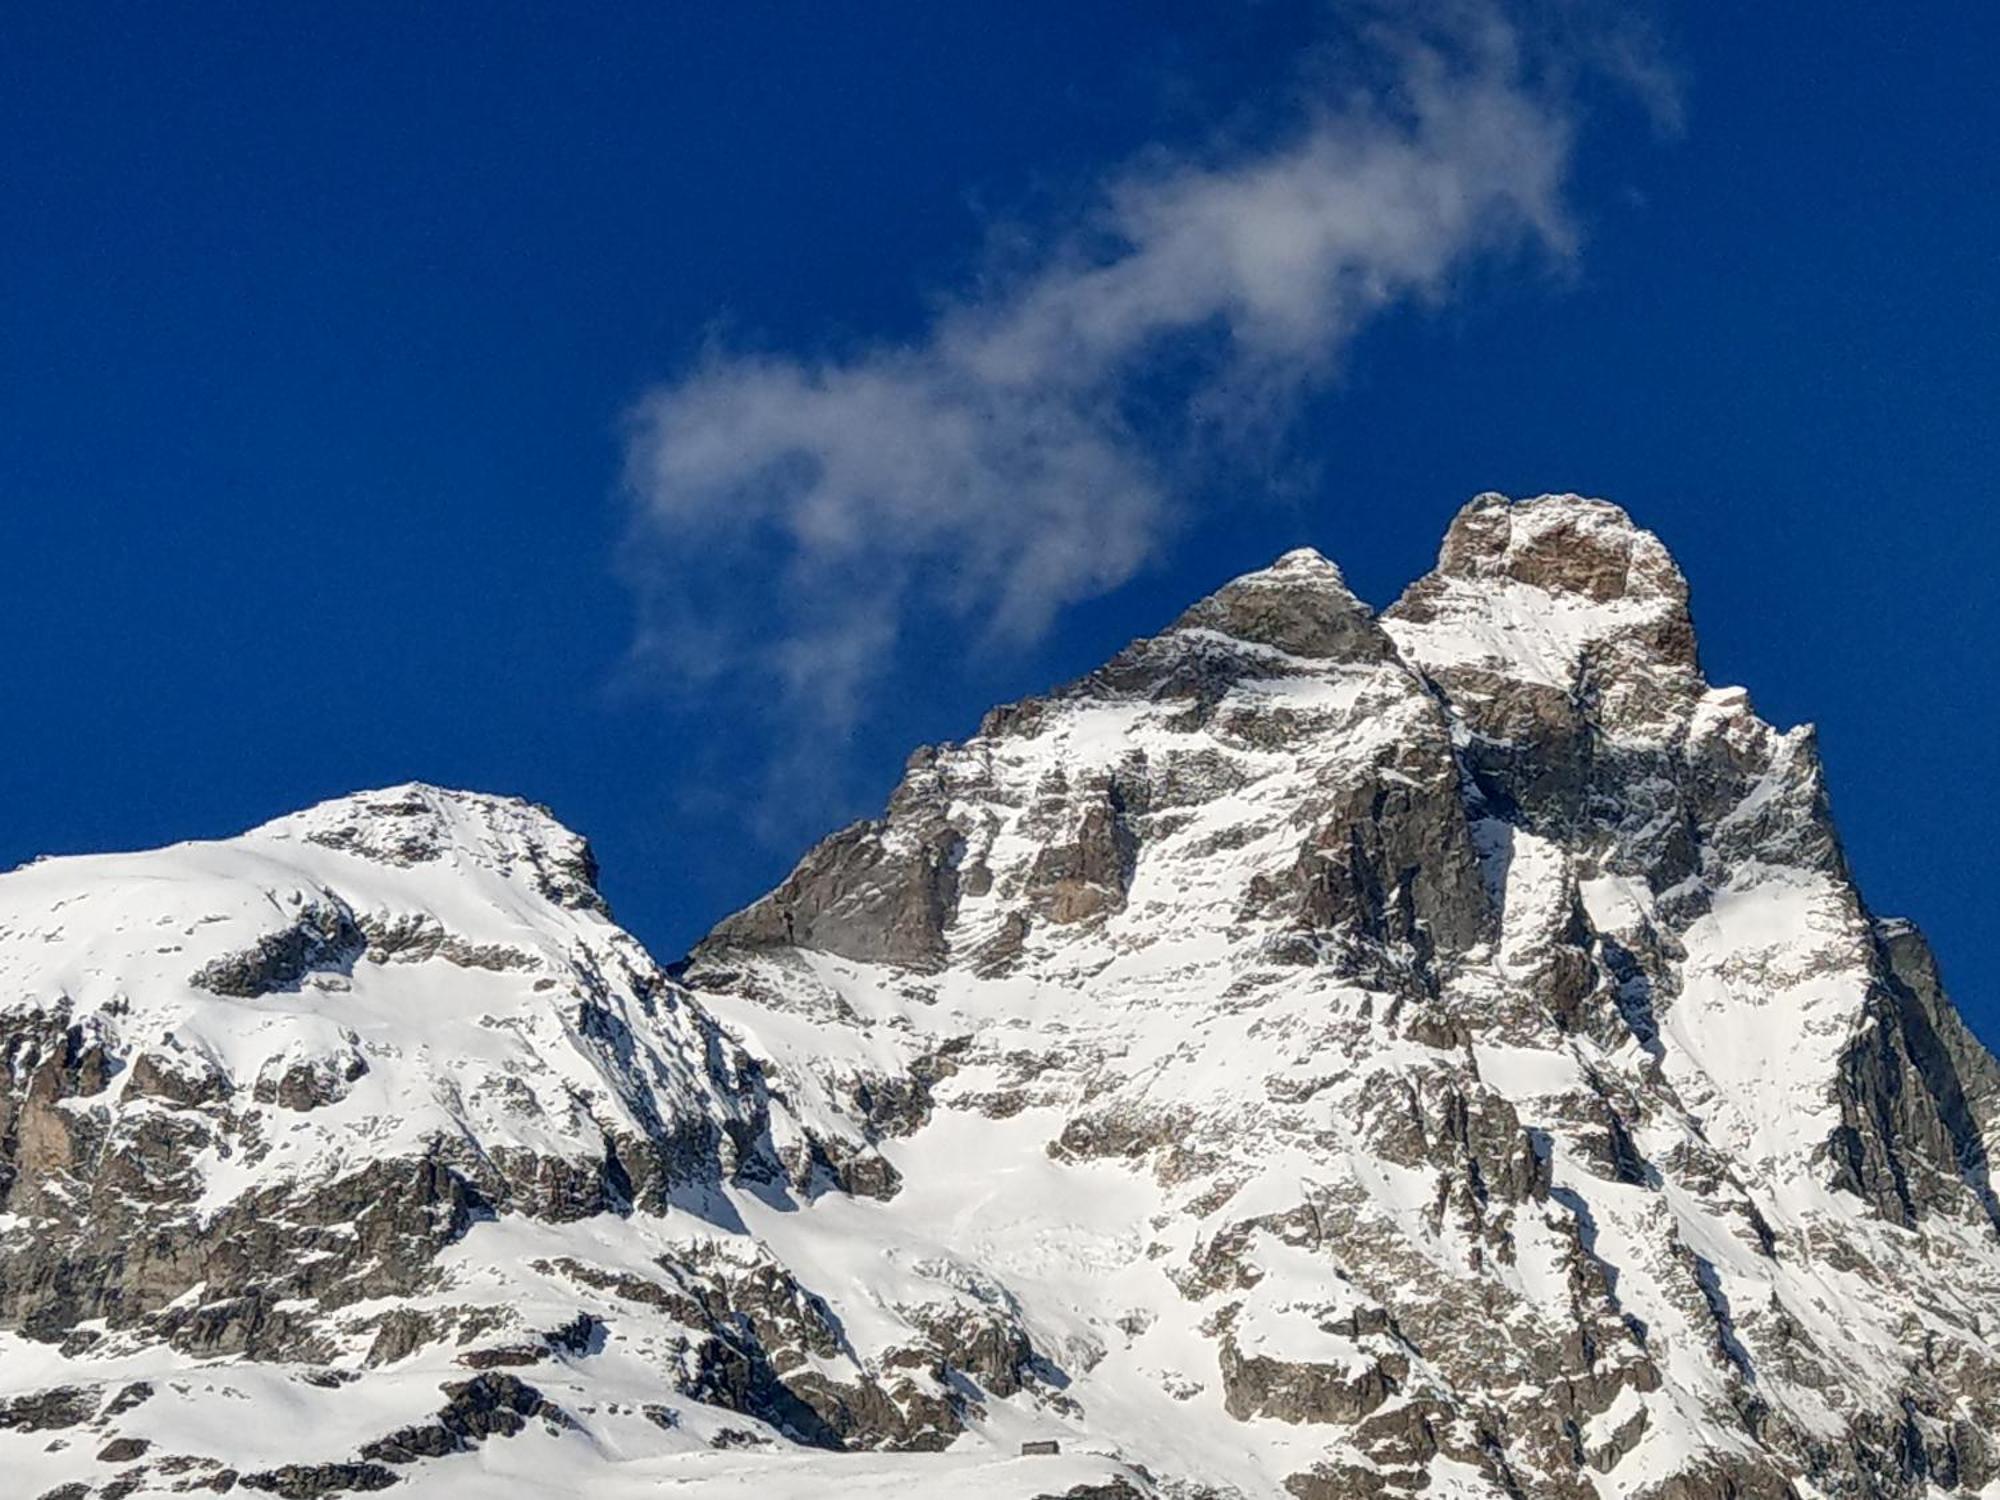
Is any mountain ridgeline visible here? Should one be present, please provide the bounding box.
[3,494,1996,1500]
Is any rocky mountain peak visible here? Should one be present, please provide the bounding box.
[5,497,2000,1500]
[1385,493,1703,761]
[1163,543,1382,663]
[1431,491,1690,606]
[673,495,2000,1495]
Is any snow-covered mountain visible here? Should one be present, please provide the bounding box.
[5,494,1998,1500]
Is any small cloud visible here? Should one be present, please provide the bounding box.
[620,2,1675,730]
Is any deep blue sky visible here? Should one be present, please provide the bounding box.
[3,6,1995,1039]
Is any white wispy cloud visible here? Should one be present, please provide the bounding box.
[621,3,1668,725]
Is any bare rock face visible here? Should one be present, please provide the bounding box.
[1386,493,1705,858]
[1826,918,2000,1232]
[239,1461,403,1497]
[698,801,967,971]
[189,897,365,998]
[5,498,2000,1500]
[357,1371,568,1462]
[1168,548,1394,664]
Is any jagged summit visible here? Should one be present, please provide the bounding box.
[1387,493,1703,756]
[1430,491,1689,603]
[5,495,2000,1500]
[1164,542,1381,663]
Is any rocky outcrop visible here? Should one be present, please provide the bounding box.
[358,1372,567,1462]
[0,1386,98,1431]
[1824,919,2000,1231]
[698,811,967,971]
[240,1462,402,1497]
[189,898,365,998]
